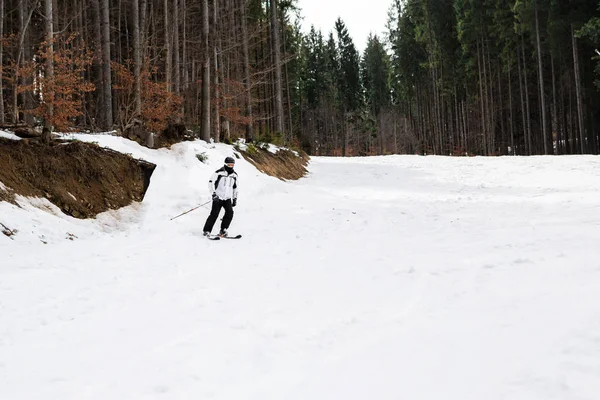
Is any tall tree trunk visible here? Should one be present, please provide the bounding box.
[342,107,347,156]
[483,41,491,154]
[498,65,505,154]
[117,0,123,65]
[281,6,293,138]
[140,0,147,51]
[269,0,284,136]
[52,0,58,33]
[239,0,252,140]
[551,53,559,154]
[534,2,549,155]
[132,0,142,117]
[200,0,210,142]
[76,0,86,126]
[101,0,113,129]
[567,76,574,153]
[508,62,515,155]
[477,40,487,155]
[14,0,25,124]
[463,88,469,152]
[0,0,4,124]
[219,0,229,139]
[181,0,188,92]
[521,35,533,155]
[453,88,459,152]
[485,42,495,153]
[518,47,527,155]
[571,24,585,154]
[91,0,104,128]
[173,0,180,95]
[212,0,220,142]
[44,0,55,133]
[164,0,171,92]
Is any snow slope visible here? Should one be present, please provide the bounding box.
[2,135,600,400]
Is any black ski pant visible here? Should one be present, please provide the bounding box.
[203,198,234,233]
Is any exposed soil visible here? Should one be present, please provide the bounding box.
[0,185,16,204]
[0,138,156,218]
[123,121,196,149]
[240,145,309,180]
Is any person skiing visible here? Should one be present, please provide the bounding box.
[203,156,238,237]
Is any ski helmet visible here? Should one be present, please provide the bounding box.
[224,156,235,166]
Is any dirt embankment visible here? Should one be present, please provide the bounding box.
[239,144,309,180]
[0,138,155,218]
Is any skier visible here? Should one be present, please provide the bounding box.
[203,156,238,237]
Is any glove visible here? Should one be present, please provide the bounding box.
[212,193,218,201]
[232,198,237,207]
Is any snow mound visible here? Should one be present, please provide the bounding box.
[0,130,22,141]
[0,134,276,244]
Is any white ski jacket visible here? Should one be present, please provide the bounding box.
[208,167,238,201]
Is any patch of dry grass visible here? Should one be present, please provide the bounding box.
[0,184,16,204]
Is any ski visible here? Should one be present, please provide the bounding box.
[206,234,242,240]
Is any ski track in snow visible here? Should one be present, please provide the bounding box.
[1,135,600,399]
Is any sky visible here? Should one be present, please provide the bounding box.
[296,0,393,52]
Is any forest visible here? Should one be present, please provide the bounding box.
[1,0,600,156]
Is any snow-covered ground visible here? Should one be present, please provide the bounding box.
[2,135,600,399]
[0,130,22,141]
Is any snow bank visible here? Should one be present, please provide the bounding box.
[0,133,275,244]
[0,130,22,141]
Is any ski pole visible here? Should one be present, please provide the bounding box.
[170,200,212,221]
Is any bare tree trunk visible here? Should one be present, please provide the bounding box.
[212,0,220,142]
[453,88,460,152]
[498,64,505,154]
[140,0,147,50]
[101,0,113,129]
[394,115,398,154]
[508,62,515,155]
[571,24,585,154]
[76,0,86,126]
[517,49,527,156]
[132,0,142,116]
[521,35,532,155]
[173,0,180,95]
[559,68,568,153]
[567,75,574,153]
[0,0,4,124]
[44,0,55,134]
[534,3,549,155]
[239,0,253,140]
[485,40,495,154]
[342,107,347,156]
[269,0,284,136]
[164,0,171,92]
[52,0,58,32]
[464,93,469,151]
[477,40,487,155]
[181,0,188,92]
[281,6,293,138]
[14,0,25,124]
[91,0,104,128]
[218,0,229,140]
[551,53,559,154]
[200,0,210,142]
